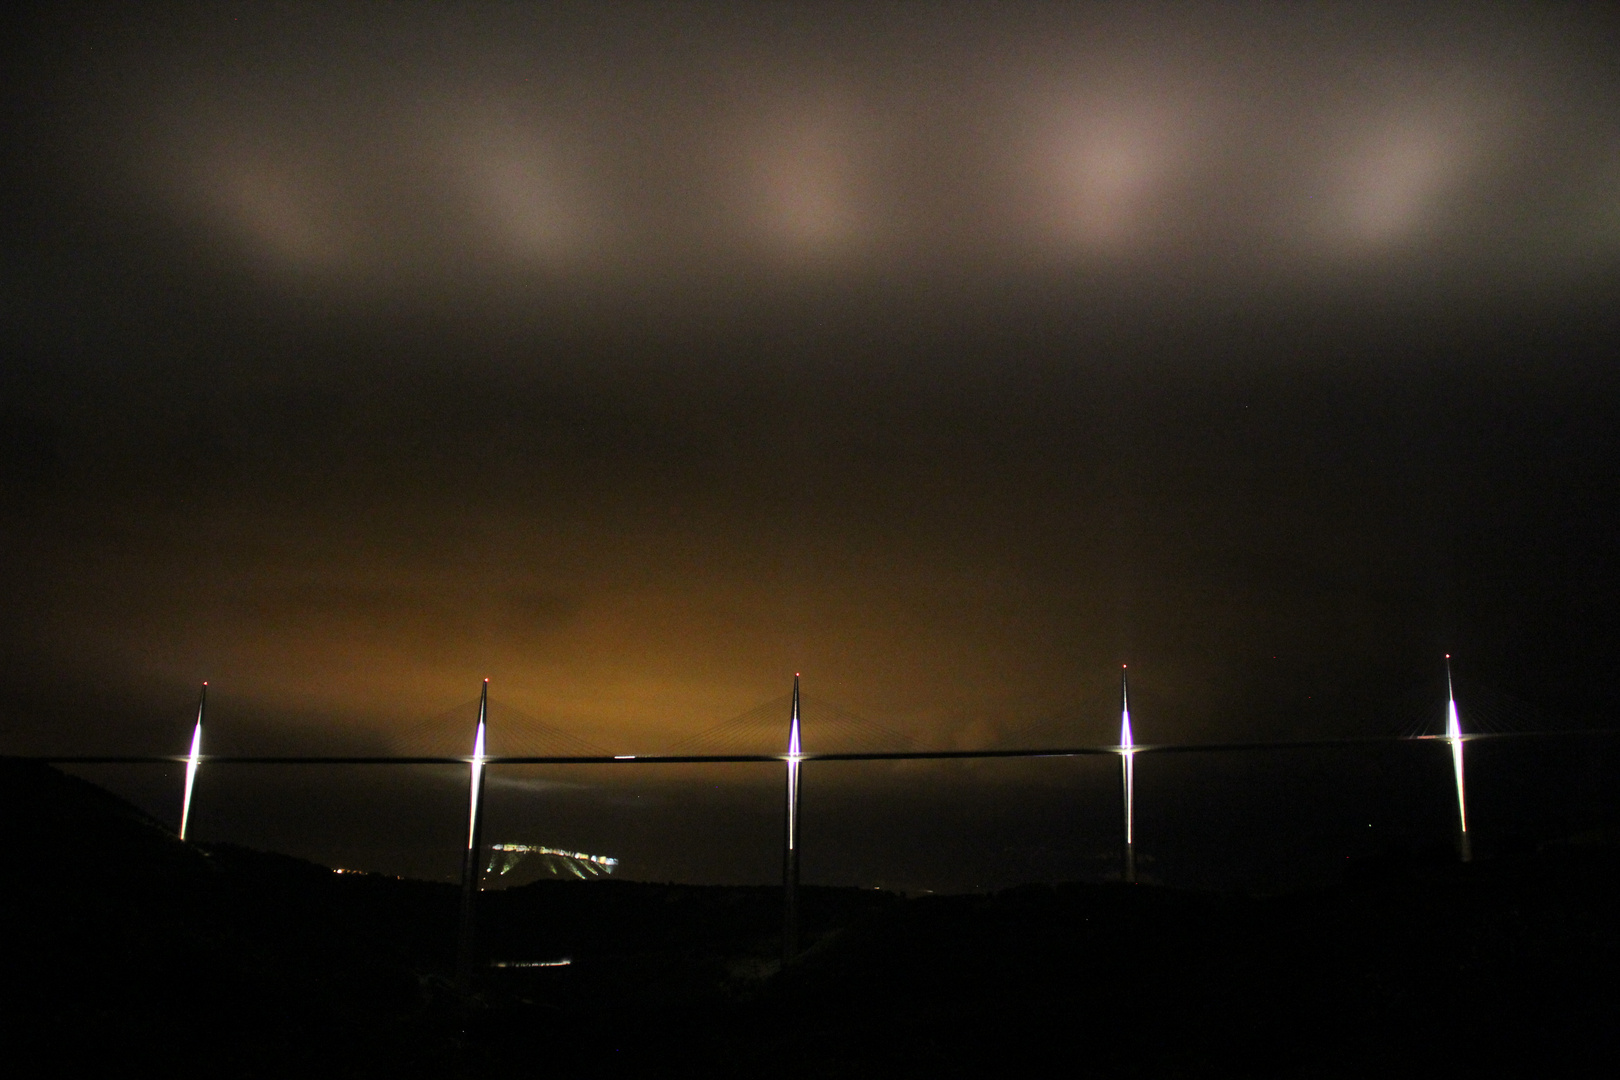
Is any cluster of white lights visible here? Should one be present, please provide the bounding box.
[486,844,619,878]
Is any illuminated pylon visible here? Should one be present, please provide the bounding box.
[178,683,207,841]
[1120,666,1136,884]
[456,679,490,989]
[1445,656,1471,863]
[782,674,802,965]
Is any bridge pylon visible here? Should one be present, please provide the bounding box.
[456,679,490,989]
[1445,657,1471,863]
[179,683,206,841]
[783,674,802,965]
[1120,667,1136,884]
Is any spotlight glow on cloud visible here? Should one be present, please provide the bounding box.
[85,4,1618,311]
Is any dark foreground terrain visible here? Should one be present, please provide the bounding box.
[4,757,1618,1077]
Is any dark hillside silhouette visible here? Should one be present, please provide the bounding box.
[4,758,1619,1077]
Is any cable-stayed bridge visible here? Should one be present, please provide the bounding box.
[16,662,1618,978]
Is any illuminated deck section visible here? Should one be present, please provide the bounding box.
[36,727,1593,768]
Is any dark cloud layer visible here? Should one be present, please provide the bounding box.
[3,3,1619,886]
[14,2,1620,319]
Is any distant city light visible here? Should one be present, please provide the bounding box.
[486,844,619,879]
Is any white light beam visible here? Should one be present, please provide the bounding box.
[786,677,802,851]
[455,678,491,990]
[1120,665,1136,883]
[179,682,206,841]
[783,673,803,964]
[1445,656,1471,862]
[467,682,488,852]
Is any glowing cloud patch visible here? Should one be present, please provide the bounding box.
[453,123,594,262]
[205,150,354,270]
[1343,126,1463,244]
[1023,84,1198,256]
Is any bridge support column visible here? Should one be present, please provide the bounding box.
[783,675,802,966]
[1445,658,1471,863]
[456,679,490,990]
[1120,667,1136,884]
[179,683,207,841]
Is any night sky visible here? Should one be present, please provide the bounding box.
[4,3,1619,889]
